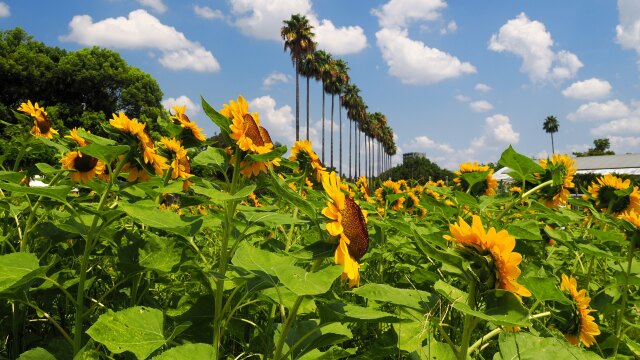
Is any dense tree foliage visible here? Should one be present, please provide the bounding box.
[379,156,454,183]
[573,138,616,157]
[0,27,165,169]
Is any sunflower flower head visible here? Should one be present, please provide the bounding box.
[535,154,576,208]
[18,101,58,139]
[170,105,206,141]
[66,128,90,147]
[584,174,640,215]
[453,162,497,196]
[557,274,600,347]
[290,140,326,182]
[60,151,105,184]
[160,137,192,180]
[444,215,531,299]
[321,171,369,287]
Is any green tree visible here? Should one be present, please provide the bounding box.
[381,156,453,183]
[542,115,559,154]
[281,14,316,141]
[573,138,616,157]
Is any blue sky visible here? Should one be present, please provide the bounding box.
[2,0,640,171]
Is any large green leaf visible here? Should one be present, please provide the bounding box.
[201,97,231,134]
[232,242,296,278]
[269,170,317,220]
[191,184,256,202]
[318,302,398,323]
[241,211,308,226]
[17,347,56,360]
[506,220,542,241]
[498,146,543,183]
[151,344,214,359]
[496,332,602,359]
[298,346,355,360]
[352,283,433,311]
[79,143,130,165]
[86,306,165,360]
[275,264,342,296]
[0,171,26,183]
[139,234,182,273]
[520,276,572,304]
[245,145,287,162]
[191,147,225,167]
[118,201,202,237]
[286,320,352,358]
[0,253,40,293]
[0,182,71,203]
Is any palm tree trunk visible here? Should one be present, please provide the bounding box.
[330,93,334,169]
[306,76,310,141]
[551,133,555,154]
[322,83,325,164]
[295,61,300,141]
[349,118,352,180]
[339,94,342,177]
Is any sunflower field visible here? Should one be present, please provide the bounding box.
[1,96,639,360]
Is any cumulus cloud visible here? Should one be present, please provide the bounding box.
[567,100,630,121]
[455,94,470,102]
[371,0,447,30]
[440,20,457,35]
[470,114,519,151]
[60,10,220,72]
[161,95,201,118]
[137,0,167,13]
[609,136,640,153]
[562,78,612,100]
[489,12,582,82]
[228,0,367,55]
[0,2,9,17]
[262,72,290,88]
[249,96,296,145]
[194,5,224,20]
[475,83,491,92]
[376,27,476,85]
[591,118,640,136]
[469,100,493,112]
[314,19,368,55]
[407,135,454,153]
[616,0,640,63]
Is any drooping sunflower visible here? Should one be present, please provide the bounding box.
[66,128,89,147]
[160,137,192,180]
[453,162,497,196]
[535,154,576,207]
[170,105,206,141]
[444,215,531,299]
[321,171,369,288]
[60,151,105,183]
[620,210,640,229]
[290,140,326,182]
[17,100,58,139]
[374,180,404,210]
[584,174,640,215]
[559,274,600,347]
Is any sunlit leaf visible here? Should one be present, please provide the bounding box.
[352,283,434,311]
[0,253,40,293]
[151,343,214,359]
[498,145,543,183]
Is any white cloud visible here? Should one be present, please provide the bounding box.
[371,0,447,29]
[60,10,220,72]
[591,118,640,136]
[567,100,630,121]
[475,83,491,92]
[249,96,296,145]
[616,0,640,62]
[162,95,201,118]
[440,20,457,35]
[315,19,368,55]
[376,27,476,85]
[488,12,582,82]
[470,114,519,151]
[407,135,454,153]
[137,0,167,13]
[455,94,470,102]
[262,72,290,88]
[229,0,312,41]
[0,2,10,17]
[469,100,493,112]
[562,78,612,100]
[609,136,640,153]
[194,5,224,20]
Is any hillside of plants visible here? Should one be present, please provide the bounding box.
[1,28,640,360]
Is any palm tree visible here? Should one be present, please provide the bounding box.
[281,14,315,141]
[542,115,559,154]
[334,60,349,176]
[300,51,318,141]
[323,58,339,169]
[314,50,332,163]
[341,83,362,179]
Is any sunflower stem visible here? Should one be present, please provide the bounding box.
[496,179,554,222]
[73,154,128,355]
[155,165,174,205]
[12,142,29,172]
[613,233,637,357]
[20,171,64,252]
[273,258,324,360]
[458,280,477,360]
[213,150,243,359]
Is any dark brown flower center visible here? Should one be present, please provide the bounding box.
[73,154,98,172]
[35,117,52,134]
[243,114,265,147]
[340,197,369,261]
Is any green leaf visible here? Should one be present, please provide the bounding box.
[191,184,256,202]
[461,170,490,191]
[505,220,542,241]
[118,201,202,237]
[245,145,287,162]
[241,211,308,226]
[498,145,544,182]
[298,346,355,360]
[75,129,116,146]
[275,264,342,296]
[0,253,40,292]
[79,143,130,165]
[352,283,434,311]
[201,97,231,134]
[497,332,602,359]
[285,320,352,358]
[139,234,182,273]
[231,242,296,278]
[86,306,166,360]
[318,302,398,323]
[151,344,214,359]
[0,171,27,183]
[35,163,60,176]
[17,347,57,360]
[520,276,572,304]
[269,170,317,220]
[191,147,225,167]
[0,182,71,203]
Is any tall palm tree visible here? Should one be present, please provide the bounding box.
[314,50,332,163]
[342,83,362,179]
[542,115,559,154]
[334,60,349,176]
[299,51,318,141]
[281,14,315,141]
[323,58,339,169]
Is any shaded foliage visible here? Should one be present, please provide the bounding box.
[380,156,454,183]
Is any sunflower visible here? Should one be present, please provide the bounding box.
[170,105,206,141]
[17,101,58,139]
[559,274,600,347]
[453,162,497,196]
[444,215,531,299]
[374,180,404,210]
[321,171,369,288]
[66,128,89,147]
[620,210,640,229]
[60,151,105,183]
[585,174,640,215]
[220,96,270,154]
[534,154,576,207]
[160,137,192,179]
[290,140,326,182]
